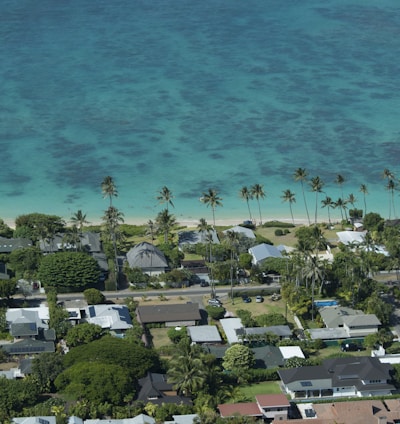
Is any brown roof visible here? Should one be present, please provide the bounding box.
[256,393,290,408]
[136,303,201,324]
[218,402,263,418]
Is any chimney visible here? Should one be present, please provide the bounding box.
[377,417,387,424]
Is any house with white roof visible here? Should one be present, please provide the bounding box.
[12,417,56,424]
[187,325,222,344]
[85,304,133,333]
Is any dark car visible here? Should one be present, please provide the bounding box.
[200,280,209,287]
[242,295,251,303]
[341,342,362,352]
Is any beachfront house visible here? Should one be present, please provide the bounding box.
[126,242,168,276]
[248,243,282,266]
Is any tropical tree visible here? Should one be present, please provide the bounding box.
[200,188,223,227]
[335,174,346,200]
[102,206,125,288]
[239,186,253,222]
[386,179,397,220]
[155,209,176,243]
[225,230,239,303]
[309,176,324,224]
[70,210,89,232]
[251,183,265,225]
[293,168,311,225]
[359,183,369,216]
[382,169,396,219]
[101,175,118,206]
[321,196,334,226]
[157,186,174,211]
[222,344,255,382]
[335,197,348,222]
[304,255,324,321]
[281,189,296,224]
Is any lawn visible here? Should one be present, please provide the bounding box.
[149,327,173,350]
[240,381,282,398]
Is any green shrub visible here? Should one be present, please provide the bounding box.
[274,229,283,236]
[262,221,295,228]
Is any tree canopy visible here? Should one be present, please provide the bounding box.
[37,251,100,290]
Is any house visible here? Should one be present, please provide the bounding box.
[84,416,155,424]
[187,325,222,344]
[0,237,32,253]
[220,318,243,344]
[337,230,367,245]
[319,306,380,337]
[178,229,219,250]
[2,338,55,355]
[252,345,285,369]
[279,346,305,361]
[248,243,282,266]
[180,259,210,283]
[279,356,395,399]
[136,304,201,327]
[6,307,50,339]
[218,393,290,420]
[222,225,256,239]
[126,242,168,276]
[238,325,293,341]
[164,414,199,424]
[39,232,102,253]
[12,417,56,424]
[137,373,192,406]
[85,304,133,334]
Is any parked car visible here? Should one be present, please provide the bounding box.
[242,295,251,303]
[200,280,209,287]
[256,295,264,303]
[271,293,281,301]
[208,298,222,307]
[341,342,362,352]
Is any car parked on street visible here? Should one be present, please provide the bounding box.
[256,295,264,303]
[242,295,251,303]
[208,298,222,307]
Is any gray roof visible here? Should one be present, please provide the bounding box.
[252,345,284,369]
[137,303,201,324]
[319,306,379,328]
[248,243,282,264]
[178,229,219,247]
[307,327,348,340]
[12,417,56,424]
[279,357,394,391]
[39,232,101,252]
[243,325,292,338]
[7,308,49,336]
[165,415,199,424]
[84,417,154,424]
[223,226,255,239]
[187,325,222,343]
[126,242,168,270]
[0,237,32,253]
[343,314,381,327]
[2,339,55,355]
[86,304,133,330]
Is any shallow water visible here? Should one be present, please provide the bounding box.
[1,0,400,225]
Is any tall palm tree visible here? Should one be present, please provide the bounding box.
[239,186,253,222]
[386,179,397,220]
[304,255,323,321]
[225,230,239,304]
[157,186,174,211]
[101,176,118,206]
[155,208,176,244]
[251,183,266,225]
[310,176,324,224]
[359,183,369,216]
[70,210,89,250]
[281,189,296,224]
[293,168,311,225]
[102,206,125,289]
[335,174,346,200]
[321,196,334,226]
[334,197,347,222]
[146,219,156,242]
[200,189,223,227]
[382,169,395,219]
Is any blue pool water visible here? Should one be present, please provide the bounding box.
[1,1,400,224]
[314,300,338,308]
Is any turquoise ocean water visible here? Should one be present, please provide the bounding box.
[1,0,400,225]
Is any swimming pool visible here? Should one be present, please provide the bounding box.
[314,300,338,307]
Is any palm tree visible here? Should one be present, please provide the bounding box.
[334,197,347,222]
[251,183,266,225]
[155,208,176,243]
[386,179,397,219]
[293,168,311,225]
[146,219,156,241]
[70,209,89,232]
[200,189,223,227]
[335,174,346,200]
[239,186,253,222]
[101,176,118,206]
[321,196,334,226]
[157,186,174,211]
[359,184,369,216]
[310,176,324,224]
[281,189,296,224]
[304,255,323,321]
[225,230,239,304]
[102,206,124,289]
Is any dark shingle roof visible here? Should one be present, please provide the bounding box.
[137,303,201,324]
[2,339,55,354]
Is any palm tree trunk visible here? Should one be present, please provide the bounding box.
[257,200,262,225]
[301,182,311,225]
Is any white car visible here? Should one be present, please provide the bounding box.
[256,295,264,303]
